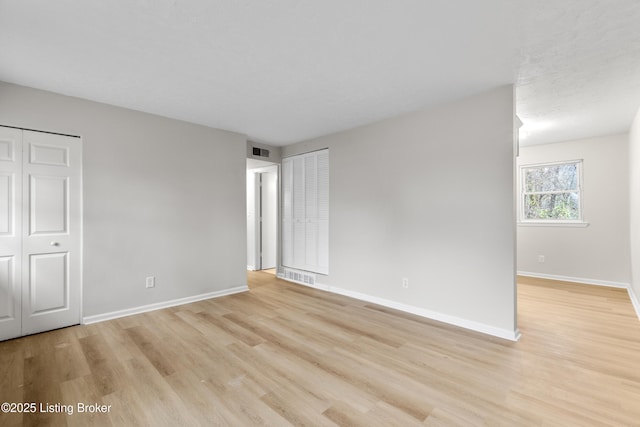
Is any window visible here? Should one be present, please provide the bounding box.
[520,160,584,224]
[282,149,329,274]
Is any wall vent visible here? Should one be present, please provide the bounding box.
[282,268,316,286]
[252,147,270,158]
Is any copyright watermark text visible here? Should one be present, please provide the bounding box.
[1,402,111,415]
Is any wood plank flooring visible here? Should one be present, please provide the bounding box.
[1,272,640,426]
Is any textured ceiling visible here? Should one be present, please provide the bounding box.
[1,0,639,146]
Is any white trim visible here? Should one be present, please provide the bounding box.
[82,286,249,325]
[517,221,589,228]
[78,136,84,327]
[520,159,585,169]
[628,286,640,320]
[517,271,629,288]
[280,277,520,342]
[518,271,640,321]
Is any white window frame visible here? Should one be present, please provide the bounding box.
[518,159,588,227]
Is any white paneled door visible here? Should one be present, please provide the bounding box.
[282,149,328,275]
[0,126,82,341]
[0,127,22,341]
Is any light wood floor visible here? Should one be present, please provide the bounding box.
[1,273,640,426]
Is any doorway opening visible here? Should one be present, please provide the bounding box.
[247,158,278,273]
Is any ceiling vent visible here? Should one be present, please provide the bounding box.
[252,147,270,158]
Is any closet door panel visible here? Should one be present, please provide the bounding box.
[281,158,293,268]
[281,149,329,275]
[21,130,81,337]
[0,256,17,326]
[0,126,22,341]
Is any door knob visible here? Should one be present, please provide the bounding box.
[50,241,60,246]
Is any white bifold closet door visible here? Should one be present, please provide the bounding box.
[282,149,328,275]
[0,126,82,341]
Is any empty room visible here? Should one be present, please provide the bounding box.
[1,1,640,426]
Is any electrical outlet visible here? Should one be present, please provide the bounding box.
[145,276,155,288]
[538,255,545,263]
[402,278,409,288]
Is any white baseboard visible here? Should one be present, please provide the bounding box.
[626,285,640,321]
[517,271,629,288]
[279,276,520,342]
[82,285,249,325]
[518,271,640,321]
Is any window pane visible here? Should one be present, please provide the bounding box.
[525,163,578,192]
[524,192,579,220]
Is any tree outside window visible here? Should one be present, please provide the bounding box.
[520,161,583,222]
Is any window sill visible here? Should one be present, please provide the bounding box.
[517,221,589,228]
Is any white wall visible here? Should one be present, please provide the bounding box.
[282,86,517,339]
[517,134,631,286]
[629,107,640,309]
[0,81,248,318]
